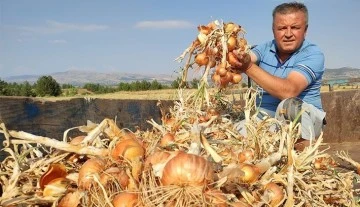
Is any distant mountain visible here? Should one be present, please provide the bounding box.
[3,67,359,86]
[3,70,177,86]
[323,67,360,80]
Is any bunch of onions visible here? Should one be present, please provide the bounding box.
[78,158,106,189]
[111,137,145,162]
[112,192,139,207]
[161,152,214,186]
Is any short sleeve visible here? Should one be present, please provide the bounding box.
[251,43,268,65]
[293,46,325,84]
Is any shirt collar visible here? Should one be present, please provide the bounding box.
[270,39,308,55]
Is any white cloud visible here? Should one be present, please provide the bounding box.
[18,20,109,34]
[134,20,194,29]
[49,39,67,44]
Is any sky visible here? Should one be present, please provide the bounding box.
[1,0,359,78]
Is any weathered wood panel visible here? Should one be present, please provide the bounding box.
[0,90,359,144]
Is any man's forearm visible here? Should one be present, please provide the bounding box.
[245,64,300,100]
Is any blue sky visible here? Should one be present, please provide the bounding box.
[1,0,359,78]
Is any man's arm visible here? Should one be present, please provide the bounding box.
[233,51,308,100]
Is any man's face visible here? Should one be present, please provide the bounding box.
[272,11,308,56]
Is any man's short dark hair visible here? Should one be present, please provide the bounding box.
[272,2,309,25]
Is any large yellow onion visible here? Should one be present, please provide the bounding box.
[78,158,106,189]
[161,152,213,186]
[111,138,145,161]
[112,192,139,207]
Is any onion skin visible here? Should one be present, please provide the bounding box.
[78,158,106,189]
[112,192,139,207]
[161,152,214,186]
[39,163,67,190]
[43,177,70,197]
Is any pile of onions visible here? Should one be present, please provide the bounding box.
[161,151,214,186]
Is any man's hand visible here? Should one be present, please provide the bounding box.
[229,49,252,72]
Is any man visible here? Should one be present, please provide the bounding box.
[232,2,326,151]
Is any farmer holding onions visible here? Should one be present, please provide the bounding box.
[232,2,326,151]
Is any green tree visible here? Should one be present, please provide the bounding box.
[35,76,62,96]
[0,79,8,95]
[190,78,200,89]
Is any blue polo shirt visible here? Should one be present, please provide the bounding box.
[252,39,325,116]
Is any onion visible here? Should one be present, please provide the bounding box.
[238,149,254,163]
[161,152,214,186]
[216,65,228,77]
[78,158,106,189]
[145,151,171,168]
[197,25,212,35]
[264,182,284,207]
[227,36,237,52]
[68,136,87,163]
[227,52,239,67]
[194,52,209,66]
[238,163,260,183]
[160,133,175,147]
[212,73,221,85]
[100,167,129,189]
[238,38,248,50]
[39,163,67,190]
[198,115,210,123]
[232,73,243,84]
[112,192,139,207]
[111,138,145,161]
[224,22,241,34]
[58,190,81,207]
[207,108,220,117]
